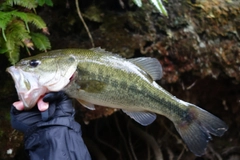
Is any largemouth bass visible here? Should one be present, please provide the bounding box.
[7,48,228,156]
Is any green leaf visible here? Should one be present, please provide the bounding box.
[45,0,53,6]
[133,0,142,7]
[1,0,52,64]
[0,48,8,54]
[8,11,31,32]
[0,11,12,41]
[0,2,12,11]
[36,0,53,6]
[4,20,30,63]
[150,0,168,16]
[7,11,46,31]
[6,20,30,41]
[37,0,45,6]
[6,46,20,64]
[5,36,20,64]
[30,32,51,51]
[26,13,47,29]
[6,0,37,9]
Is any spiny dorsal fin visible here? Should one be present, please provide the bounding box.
[90,47,122,58]
[122,110,156,126]
[129,57,163,80]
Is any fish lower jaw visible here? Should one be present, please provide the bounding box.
[18,87,48,109]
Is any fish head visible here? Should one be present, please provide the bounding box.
[6,52,78,109]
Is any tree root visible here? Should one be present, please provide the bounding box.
[128,122,164,160]
[95,120,122,160]
[114,115,133,160]
[75,0,95,47]
[84,138,107,160]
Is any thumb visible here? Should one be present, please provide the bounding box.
[37,97,49,111]
[13,101,25,111]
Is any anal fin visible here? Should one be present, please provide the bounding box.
[122,110,156,126]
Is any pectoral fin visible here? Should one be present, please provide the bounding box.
[122,110,156,126]
[77,99,95,110]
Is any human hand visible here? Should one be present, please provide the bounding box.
[41,91,74,119]
[14,91,71,112]
[11,91,73,133]
[10,102,42,133]
[10,97,49,133]
[13,96,49,111]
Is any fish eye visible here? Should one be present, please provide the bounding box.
[29,59,40,67]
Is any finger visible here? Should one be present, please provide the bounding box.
[37,97,49,111]
[13,101,25,111]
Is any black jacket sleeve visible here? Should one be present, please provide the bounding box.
[11,92,91,160]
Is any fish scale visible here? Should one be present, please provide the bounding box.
[69,56,158,111]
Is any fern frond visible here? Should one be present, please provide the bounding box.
[0,2,13,11]
[9,11,31,32]
[30,32,51,52]
[5,42,20,64]
[6,11,46,32]
[0,48,8,54]
[37,0,53,6]
[1,0,52,64]
[1,31,7,42]
[26,13,47,29]
[4,20,29,64]
[11,11,29,23]
[6,0,37,9]
[45,0,53,6]
[0,11,13,41]
[5,33,21,64]
[6,20,30,42]
[0,36,8,54]
[6,11,47,32]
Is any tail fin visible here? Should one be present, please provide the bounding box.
[174,102,228,156]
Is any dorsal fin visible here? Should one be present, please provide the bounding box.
[129,57,163,80]
[90,47,122,58]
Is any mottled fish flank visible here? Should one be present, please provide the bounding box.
[7,48,228,156]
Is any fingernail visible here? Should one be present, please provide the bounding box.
[40,102,49,111]
[37,97,49,111]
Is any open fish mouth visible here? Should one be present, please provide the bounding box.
[6,66,48,109]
